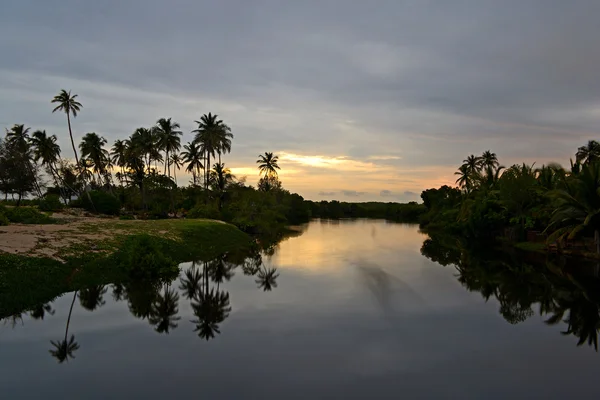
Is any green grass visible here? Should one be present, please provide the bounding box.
[0,218,254,318]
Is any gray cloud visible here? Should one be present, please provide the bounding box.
[341,190,366,197]
[1,1,599,200]
[380,190,394,197]
[318,191,337,196]
[404,191,418,197]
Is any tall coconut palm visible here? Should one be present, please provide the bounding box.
[256,152,280,177]
[79,285,107,311]
[111,139,128,178]
[209,163,235,192]
[216,123,233,164]
[479,150,499,170]
[130,127,155,171]
[193,113,228,189]
[155,118,182,178]
[181,142,203,186]
[49,291,79,363]
[79,133,109,186]
[6,124,42,197]
[455,165,473,193]
[169,152,182,186]
[51,90,82,165]
[462,154,481,176]
[31,130,63,190]
[576,140,600,165]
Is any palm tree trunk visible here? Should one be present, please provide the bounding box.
[164,151,168,176]
[206,154,211,191]
[66,112,80,165]
[65,291,78,343]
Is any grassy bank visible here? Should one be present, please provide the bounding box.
[0,218,253,318]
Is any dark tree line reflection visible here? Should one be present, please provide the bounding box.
[1,247,279,363]
[421,234,600,351]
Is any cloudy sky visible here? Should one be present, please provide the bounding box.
[1,0,600,201]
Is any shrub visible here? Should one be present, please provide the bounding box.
[79,191,121,215]
[0,213,9,226]
[119,214,135,220]
[38,194,64,212]
[116,235,178,279]
[5,207,54,224]
[187,203,221,220]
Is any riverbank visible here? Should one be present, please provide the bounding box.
[0,216,254,318]
[0,214,251,261]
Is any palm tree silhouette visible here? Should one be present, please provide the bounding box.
[111,139,128,181]
[257,152,280,177]
[155,118,182,178]
[461,154,481,176]
[479,150,499,170]
[256,267,279,291]
[79,132,110,186]
[79,285,108,311]
[148,285,181,334]
[179,263,203,300]
[191,288,231,340]
[49,291,80,363]
[31,130,63,193]
[547,162,600,253]
[181,142,203,186]
[51,89,82,165]
[193,113,230,190]
[454,164,473,193]
[29,303,55,320]
[576,140,600,165]
[6,124,42,197]
[170,152,183,186]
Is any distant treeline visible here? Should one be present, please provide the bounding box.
[305,200,426,222]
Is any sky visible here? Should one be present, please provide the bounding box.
[1,0,600,202]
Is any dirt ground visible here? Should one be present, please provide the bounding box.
[0,212,116,259]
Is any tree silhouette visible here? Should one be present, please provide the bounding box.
[79,285,108,311]
[49,291,80,363]
[255,267,279,291]
[148,285,181,334]
[29,303,55,320]
[51,89,82,165]
[257,152,280,177]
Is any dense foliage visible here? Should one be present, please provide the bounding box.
[307,200,426,222]
[420,143,600,254]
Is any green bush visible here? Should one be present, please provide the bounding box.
[115,235,179,279]
[187,203,221,220]
[0,213,9,226]
[119,214,135,220]
[38,194,64,212]
[5,207,54,224]
[79,191,121,215]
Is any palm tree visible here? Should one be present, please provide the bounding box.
[455,165,473,193]
[51,89,82,165]
[576,140,600,165]
[148,286,181,334]
[181,142,203,186]
[79,285,107,311]
[79,133,109,186]
[462,154,481,175]
[155,118,182,178]
[547,162,600,254]
[29,303,55,320]
[49,291,79,363]
[479,150,499,170]
[193,113,229,189]
[169,152,183,185]
[6,124,42,197]
[256,152,281,177]
[111,139,128,179]
[179,263,203,300]
[256,267,279,291]
[31,130,62,188]
[191,288,231,340]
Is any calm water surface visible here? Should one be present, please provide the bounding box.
[2,220,600,399]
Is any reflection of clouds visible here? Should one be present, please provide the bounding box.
[351,258,427,314]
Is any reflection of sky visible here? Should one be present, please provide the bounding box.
[1,220,600,399]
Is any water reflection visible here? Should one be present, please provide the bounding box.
[49,291,79,363]
[2,246,279,364]
[421,233,600,351]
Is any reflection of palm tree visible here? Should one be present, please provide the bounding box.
[179,263,203,300]
[209,255,236,284]
[126,282,160,320]
[29,303,55,320]
[79,285,107,311]
[256,267,279,291]
[191,288,231,340]
[112,283,126,302]
[3,313,24,328]
[149,286,181,334]
[49,291,80,363]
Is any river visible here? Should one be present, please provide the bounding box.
[1,219,600,399]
